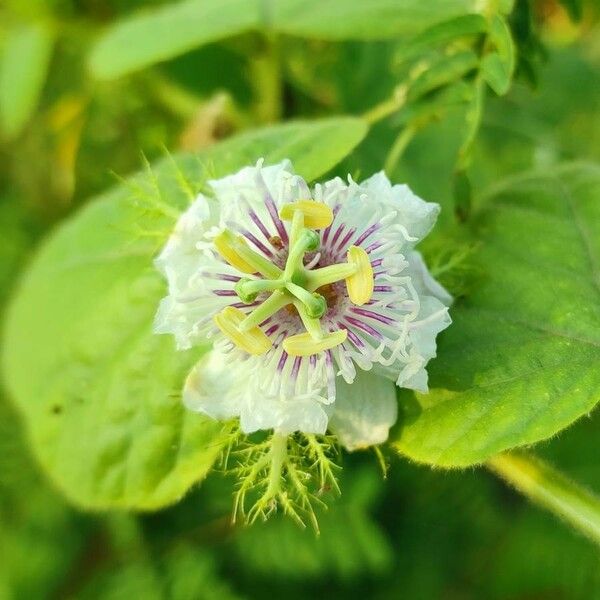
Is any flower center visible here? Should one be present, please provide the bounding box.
[212,200,374,356]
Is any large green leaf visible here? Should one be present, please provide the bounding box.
[1,117,367,510]
[89,0,261,80]
[89,0,479,79]
[393,163,600,467]
[272,0,478,40]
[0,23,54,139]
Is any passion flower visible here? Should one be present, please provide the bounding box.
[154,160,451,450]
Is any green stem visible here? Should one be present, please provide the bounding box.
[252,32,282,123]
[362,84,407,125]
[144,71,201,119]
[487,453,600,546]
[384,124,419,175]
[266,433,288,498]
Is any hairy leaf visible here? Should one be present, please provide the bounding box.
[393,163,600,466]
[1,118,368,510]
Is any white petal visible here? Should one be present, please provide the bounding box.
[183,350,245,421]
[360,172,440,245]
[407,250,453,305]
[240,396,330,435]
[329,370,398,451]
[154,195,213,295]
[210,159,310,227]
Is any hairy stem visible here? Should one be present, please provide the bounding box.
[487,452,600,546]
[265,433,288,499]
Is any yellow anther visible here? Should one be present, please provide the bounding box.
[213,307,272,355]
[345,246,374,306]
[214,232,255,274]
[279,200,334,229]
[283,329,348,357]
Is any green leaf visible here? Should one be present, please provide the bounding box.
[392,163,600,467]
[396,14,488,64]
[407,50,479,102]
[271,0,479,40]
[558,0,583,22]
[0,23,54,139]
[89,0,480,79]
[88,0,261,80]
[1,117,368,510]
[481,15,515,95]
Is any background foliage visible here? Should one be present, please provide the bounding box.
[1,0,600,598]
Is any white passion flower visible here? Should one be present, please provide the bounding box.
[154,160,451,450]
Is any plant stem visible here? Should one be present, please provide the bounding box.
[252,32,282,123]
[362,84,407,125]
[487,452,600,546]
[384,124,418,175]
[266,433,288,498]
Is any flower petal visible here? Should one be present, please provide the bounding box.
[154,195,213,295]
[210,159,311,230]
[360,172,441,245]
[183,349,245,420]
[240,395,330,435]
[329,370,398,451]
[407,250,453,305]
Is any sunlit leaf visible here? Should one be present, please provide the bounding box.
[0,22,54,139]
[89,0,480,79]
[1,118,368,510]
[272,0,479,40]
[407,50,479,102]
[393,163,600,466]
[481,15,515,95]
[395,13,488,64]
[89,0,260,80]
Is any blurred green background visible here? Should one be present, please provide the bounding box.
[1,1,600,598]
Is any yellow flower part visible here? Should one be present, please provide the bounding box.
[214,306,272,355]
[279,200,334,229]
[283,329,348,357]
[213,231,256,274]
[345,245,374,306]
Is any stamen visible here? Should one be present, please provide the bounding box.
[345,246,374,306]
[213,306,272,355]
[214,230,281,279]
[213,231,255,274]
[283,329,348,357]
[212,199,351,357]
[279,200,334,229]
